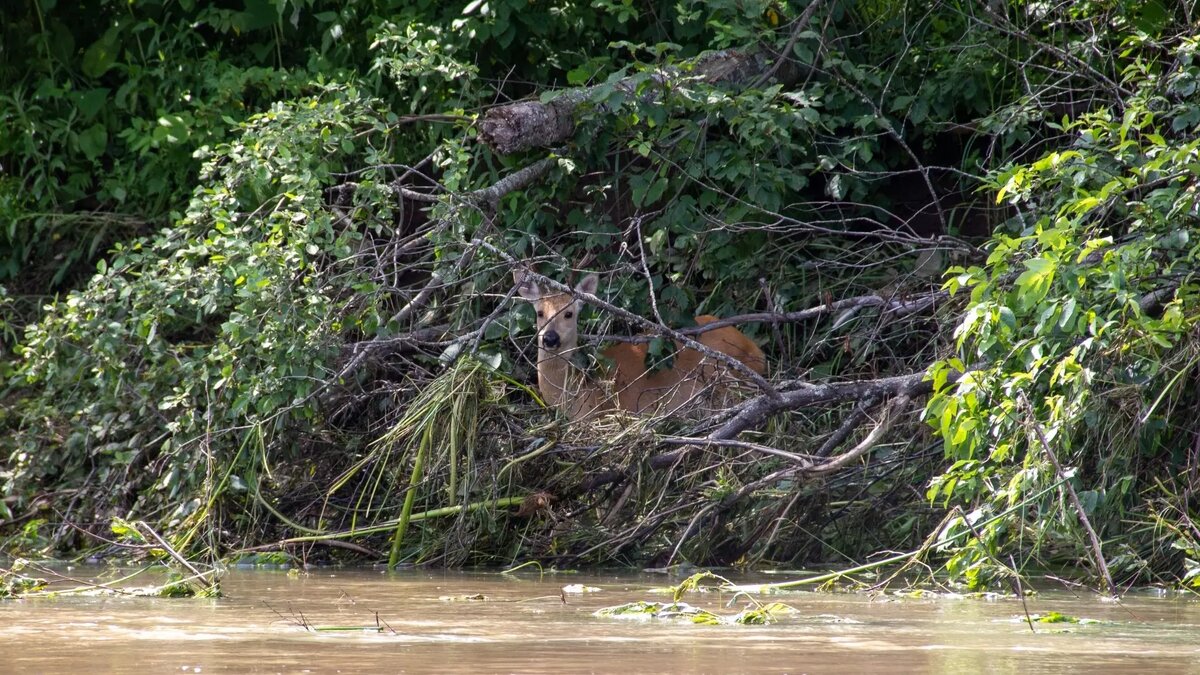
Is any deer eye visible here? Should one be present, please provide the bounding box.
[565,311,574,319]
[536,310,545,318]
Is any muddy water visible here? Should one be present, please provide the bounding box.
[1,568,1198,674]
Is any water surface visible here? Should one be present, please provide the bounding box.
[1,567,1197,673]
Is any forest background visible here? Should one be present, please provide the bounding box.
[3,0,1200,591]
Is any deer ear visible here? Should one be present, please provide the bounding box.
[575,273,599,297]
[513,270,542,301]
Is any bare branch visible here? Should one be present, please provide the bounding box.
[646,367,954,475]
[589,290,948,344]
[752,0,830,88]
[975,2,1132,103]
[464,155,561,210]
[807,394,911,474]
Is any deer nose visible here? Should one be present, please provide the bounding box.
[542,330,560,350]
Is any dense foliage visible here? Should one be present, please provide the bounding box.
[3,0,1200,589]
[928,15,1200,588]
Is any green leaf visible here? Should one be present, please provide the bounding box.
[566,67,592,86]
[77,124,108,160]
[78,88,111,120]
[998,306,1017,332]
[82,30,120,79]
[477,351,502,370]
[1059,297,1077,329]
[1014,257,1056,303]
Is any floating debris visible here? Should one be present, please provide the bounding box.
[594,600,796,626]
[438,593,489,602]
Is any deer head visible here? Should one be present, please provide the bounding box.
[513,270,598,357]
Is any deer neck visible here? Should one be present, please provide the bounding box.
[535,348,577,407]
[536,347,608,419]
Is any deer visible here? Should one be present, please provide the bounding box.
[513,269,767,421]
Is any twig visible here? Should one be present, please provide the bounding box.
[869,509,959,591]
[667,502,717,564]
[588,290,946,343]
[728,479,1070,593]
[1011,554,1035,634]
[466,155,561,210]
[976,2,1132,102]
[234,539,384,559]
[135,521,208,583]
[832,74,947,233]
[387,237,482,325]
[22,561,139,596]
[758,277,787,367]
[752,0,830,88]
[806,395,910,474]
[1017,393,1118,597]
[814,395,879,457]
[659,436,818,465]
[705,372,931,444]
[645,370,944,474]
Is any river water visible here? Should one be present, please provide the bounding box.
[1,567,1197,673]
